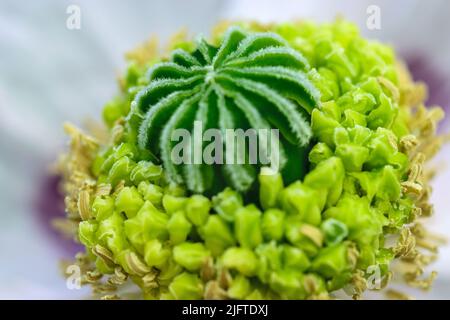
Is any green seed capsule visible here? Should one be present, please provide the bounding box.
[115,186,144,218]
[235,205,263,249]
[228,275,252,299]
[185,195,211,226]
[200,215,235,256]
[258,168,284,210]
[221,247,258,276]
[169,272,204,300]
[173,242,211,272]
[212,188,243,222]
[144,239,171,268]
[92,196,115,221]
[321,218,348,245]
[261,209,285,241]
[167,211,192,245]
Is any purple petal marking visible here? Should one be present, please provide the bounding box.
[34,173,83,257]
[402,52,450,131]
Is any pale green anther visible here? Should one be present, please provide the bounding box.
[303,273,327,296]
[162,194,187,215]
[335,144,370,172]
[304,156,345,207]
[101,143,136,173]
[78,221,98,247]
[311,242,350,278]
[378,165,401,201]
[95,256,114,274]
[107,156,133,186]
[365,128,407,170]
[255,241,283,283]
[158,258,183,285]
[227,275,252,299]
[261,209,285,241]
[358,244,376,269]
[311,108,343,147]
[341,109,366,128]
[269,270,306,299]
[92,196,114,220]
[164,182,186,197]
[185,195,211,226]
[308,68,340,102]
[173,242,211,271]
[321,218,348,246]
[137,181,164,207]
[323,194,383,248]
[221,247,259,276]
[159,291,176,300]
[167,211,192,245]
[258,168,284,210]
[367,93,397,129]
[321,100,341,121]
[124,201,169,247]
[144,239,171,268]
[115,186,144,218]
[285,220,323,257]
[130,160,163,184]
[212,188,243,222]
[282,245,311,272]
[280,182,325,226]
[96,212,129,256]
[169,272,204,300]
[102,97,124,128]
[91,153,106,177]
[199,215,235,256]
[308,142,333,164]
[245,289,264,300]
[235,205,263,249]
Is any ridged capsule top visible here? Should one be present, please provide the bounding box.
[128,27,320,193]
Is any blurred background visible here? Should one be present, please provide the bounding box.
[0,0,449,299]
